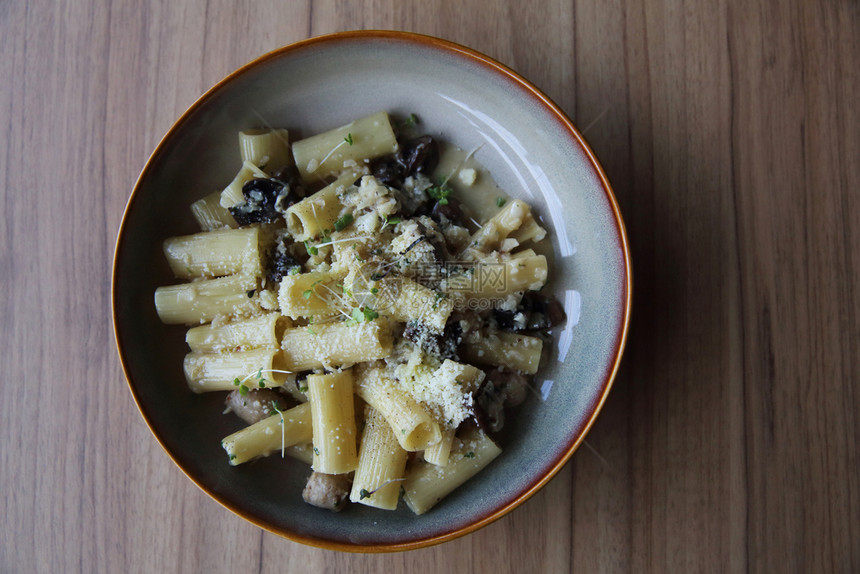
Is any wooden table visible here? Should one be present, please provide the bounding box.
[2,1,858,572]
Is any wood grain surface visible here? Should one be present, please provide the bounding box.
[2,0,858,572]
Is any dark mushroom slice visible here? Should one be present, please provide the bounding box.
[403,321,463,361]
[228,178,293,225]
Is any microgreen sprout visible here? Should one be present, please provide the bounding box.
[268,400,287,457]
[233,368,293,389]
[358,478,405,501]
[380,215,401,230]
[333,213,354,231]
[427,180,454,205]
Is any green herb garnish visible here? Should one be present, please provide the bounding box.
[381,215,401,230]
[304,240,318,256]
[427,181,454,205]
[402,113,418,127]
[496,197,506,207]
[359,488,371,500]
[334,213,354,231]
[344,133,354,146]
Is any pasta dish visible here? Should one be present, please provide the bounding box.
[154,111,565,513]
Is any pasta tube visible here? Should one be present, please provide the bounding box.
[355,365,441,452]
[460,331,543,375]
[403,428,502,515]
[185,313,290,353]
[292,111,398,182]
[190,191,238,231]
[183,348,290,393]
[162,227,262,280]
[277,270,346,320]
[280,319,393,371]
[222,403,312,465]
[308,370,359,474]
[238,128,291,173]
[154,274,258,325]
[422,426,456,467]
[350,406,408,510]
[467,199,546,254]
[284,171,357,241]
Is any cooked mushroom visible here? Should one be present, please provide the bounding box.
[225,388,290,425]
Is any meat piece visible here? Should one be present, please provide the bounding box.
[474,379,506,433]
[493,291,567,332]
[225,388,290,425]
[487,368,529,408]
[302,472,352,512]
[473,368,532,433]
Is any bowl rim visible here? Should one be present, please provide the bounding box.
[112,29,632,553]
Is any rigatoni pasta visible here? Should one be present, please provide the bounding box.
[153,111,567,515]
[307,370,359,474]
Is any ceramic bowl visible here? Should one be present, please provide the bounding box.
[112,30,631,551]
